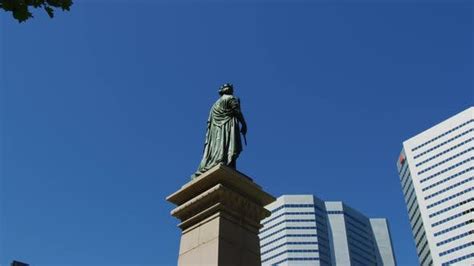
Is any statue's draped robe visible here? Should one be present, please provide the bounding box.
[192,94,243,178]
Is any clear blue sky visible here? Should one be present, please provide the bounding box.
[1,1,472,265]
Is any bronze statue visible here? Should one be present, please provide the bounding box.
[192,83,247,179]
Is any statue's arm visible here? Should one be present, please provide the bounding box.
[232,98,247,135]
[237,111,247,135]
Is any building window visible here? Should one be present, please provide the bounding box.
[434,219,473,237]
[261,241,319,256]
[422,167,473,192]
[411,120,473,152]
[416,137,474,166]
[260,226,317,241]
[429,198,474,218]
[413,127,474,159]
[442,253,474,266]
[417,148,474,175]
[420,157,473,183]
[425,177,473,200]
[432,208,474,227]
[270,257,320,266]
[437,230,474,247]
[427,187,474,209]
[262,249,319,263]
[439,241,474,257]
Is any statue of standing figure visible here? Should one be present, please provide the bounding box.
[192,83,247,179]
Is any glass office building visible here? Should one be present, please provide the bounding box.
[259,195,396,265]
[397,107,473,266]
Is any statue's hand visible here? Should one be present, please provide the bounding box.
[241,124,247,135]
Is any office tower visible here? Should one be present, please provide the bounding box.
[259,195,396,265]
[397,107,473,266]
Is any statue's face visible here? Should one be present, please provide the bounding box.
[222,87,233,95]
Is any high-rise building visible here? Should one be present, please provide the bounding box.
[259,195,396,265]
[397,107,473,266]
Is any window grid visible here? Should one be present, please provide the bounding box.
[346,217,371,235]
[262,212,316,226]
[416,137,474,167]
[269,204,326,214]
[399,162,410,182]
[260,226,317,241]
[405,185,416,205]
[260,234,318,248]
[351,256,373,266]
[328,210,370,229]
[434,219,473,237]
[262,249,319,263]
[413,222,424,240]
[436,230,474,247]
[420,248,431,266]
[348,238,376,262]
[345,213,369,228]
[418,239,429,256]
[407,195,419,215]
[271,257,320,266]
[441,253,474,266]
[346,224,371,243]
[400,163,410,186]
[414,127,474,159]
[402,177,413,197]
[412,222,423,241]
[420,157,473,183]
[406,196,417,216]
[260,219,316,234]
[427,187,474,209]
[409,204,420,223]
[411,213,422,231]
[316,221,328,233]
[418,148,474,175]
[261,241,319,256]
[429,198,474,218]
[347,232,375,253]
[411,120,473,152]
[432,208,474,227]
[316,231,330,243]
[422,167,473,192]
[425,177,473,200]
[439,241,474,257]
[399,160,409,177]
[349,246,377,264]
[416,232,427,249]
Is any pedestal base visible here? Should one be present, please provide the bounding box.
[167,164,275,266]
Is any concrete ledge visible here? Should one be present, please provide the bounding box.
[167,164,274,207]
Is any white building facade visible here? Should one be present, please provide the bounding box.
[259,195,396,265]
[397,107,474,266]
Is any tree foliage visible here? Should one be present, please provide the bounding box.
[1,0,72,22]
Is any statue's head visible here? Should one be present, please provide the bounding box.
[218,83,234,96]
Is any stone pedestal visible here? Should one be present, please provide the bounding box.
[167,164,275,266]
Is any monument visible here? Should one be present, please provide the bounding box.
[191,83,247,179]
[167,83,275,266]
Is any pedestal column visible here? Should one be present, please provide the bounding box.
[167,164,275,266]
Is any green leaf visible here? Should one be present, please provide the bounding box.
[44,5,54,17]
[1,0,73,22]
[12,4,32,23]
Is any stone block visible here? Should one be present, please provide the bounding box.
[179,225,200,254]
[167,164,275,266]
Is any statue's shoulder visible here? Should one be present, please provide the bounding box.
[222,94,239,101]
[222,95,240,109]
